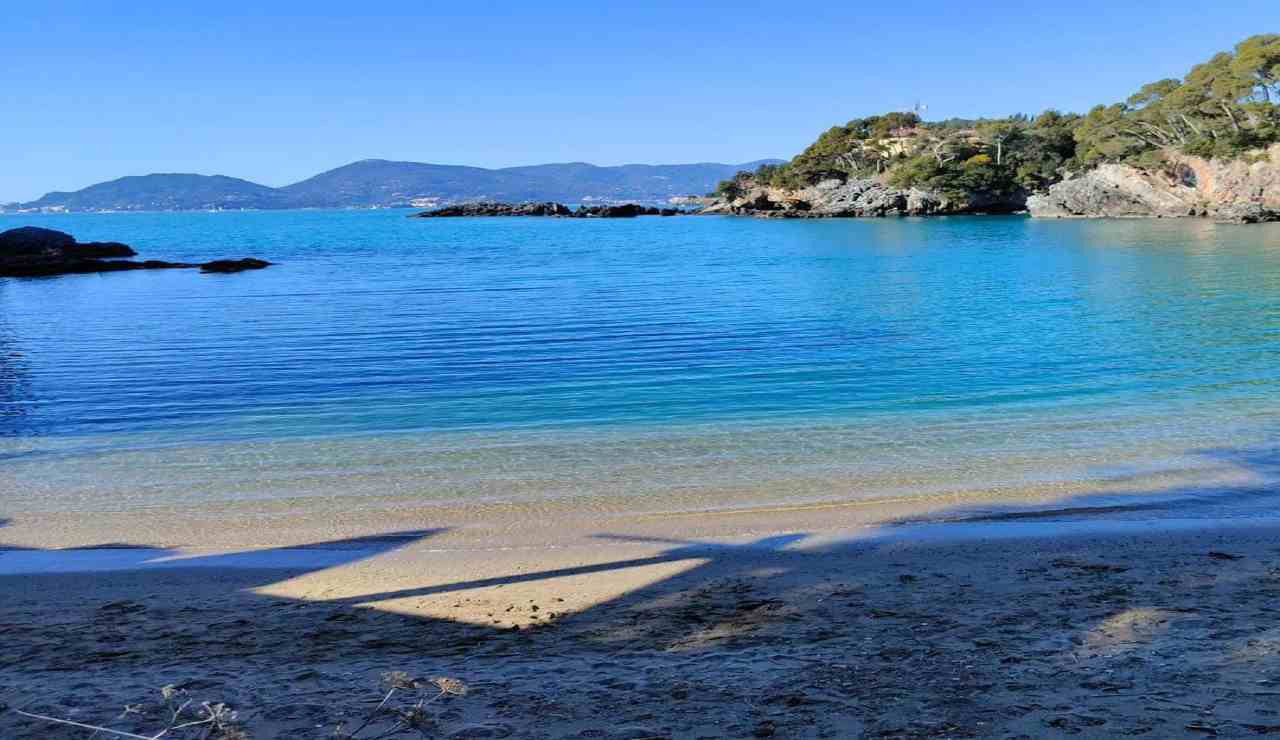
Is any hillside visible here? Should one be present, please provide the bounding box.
[11,159,783,213]
[705,34,1280,221]
[21,174,283,212]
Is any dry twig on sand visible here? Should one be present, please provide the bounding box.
[333,672,469,739]
[10,684,244,739]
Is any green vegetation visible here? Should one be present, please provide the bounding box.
[1075,35,1280,164]
[712,34,1280,199]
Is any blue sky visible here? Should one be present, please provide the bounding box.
[2,1,1275,202]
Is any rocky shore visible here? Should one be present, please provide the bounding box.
[700,177,1025,218]
[0,227,272,278]
[1027,145,1280,223]
[415,202,683,218]
[701,148,1280,223]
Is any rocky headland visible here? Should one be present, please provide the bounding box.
[700,35,1280,223]
[0,226,272,278]
[414,202,683,218]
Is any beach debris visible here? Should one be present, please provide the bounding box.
[335,672,468,738]
[10,685,244,740]
[430,677,468,697]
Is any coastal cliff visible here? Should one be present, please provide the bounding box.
[1028,145,1280,222]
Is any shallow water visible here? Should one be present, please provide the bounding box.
[2,211,1278,520]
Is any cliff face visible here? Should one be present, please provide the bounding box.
[1028,145,1280,222]
[701,177,1025,218]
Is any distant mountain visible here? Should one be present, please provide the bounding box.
[21,174,283,212]
[275,160,546,208]
[11,159,784,212]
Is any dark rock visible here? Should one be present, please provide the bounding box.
[415,201,573,217]
[416,201,687,218]
[200,258,272,274]
[1,226,151,276]
[0,225,267,278]
[0,226,77,255]
[573,204,670,217]
[72,241,137,258]
[0,258,191,278]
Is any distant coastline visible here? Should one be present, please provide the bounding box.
[1,159,781,214]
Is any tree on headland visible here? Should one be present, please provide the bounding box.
[712,34,1279,203]
[1232,34,1280,103]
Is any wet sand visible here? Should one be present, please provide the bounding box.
[3,512,1280,738]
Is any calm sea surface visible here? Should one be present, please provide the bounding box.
[2,211,1279,520]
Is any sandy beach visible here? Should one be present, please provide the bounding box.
[4,504,1280,739]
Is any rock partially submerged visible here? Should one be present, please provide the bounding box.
[417,202,574,217]
[414,202,682,218]
[200,258,273,273]
[574,204,680,217]
[0,227,272,278]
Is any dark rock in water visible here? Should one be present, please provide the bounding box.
[574,204,647,218]
[0,257,193,278]
[0,226,77,255]
[200,258,272,273]
[572,204,682,217]
[72,241,138,258]
[416,201,688,218]
[0,226,269,278]
[415,201,573,217]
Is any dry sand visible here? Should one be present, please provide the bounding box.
[3,509,1280,739]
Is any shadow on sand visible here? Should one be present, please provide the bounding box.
[2,442,1280,737]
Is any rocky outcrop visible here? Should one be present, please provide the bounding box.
[1214,202,1280,224]
[0,227,272,278]
[701,177,1025,218]
[414,202,683,218]
[573,204,680,217]
[200,258,273,274]
[1028,145,1280,221]
[1026,164,1201,218]
[415,202,574,217]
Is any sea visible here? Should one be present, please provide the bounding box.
[2,210,1278,524]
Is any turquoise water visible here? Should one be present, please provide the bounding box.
[2,210,1279,517]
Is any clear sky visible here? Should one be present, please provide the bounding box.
[2,1,1276,202]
